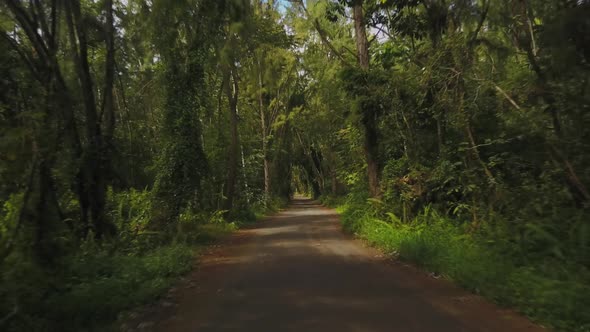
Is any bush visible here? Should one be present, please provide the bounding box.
[46,244,194,330]
[0,187,266,332]
[0,243,193,332]
[319,195,347,207]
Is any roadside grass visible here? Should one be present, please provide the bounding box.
[45,244,196,331]
[323,196,590,332]
[0,193,287,332]
[1,223,234,332]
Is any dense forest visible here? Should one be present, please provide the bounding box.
[1,0,589,331]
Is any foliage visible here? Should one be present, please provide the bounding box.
[0,186,286,331]
[335,193,590,331]
[1,0,589,331]
[296,1,590,328]
[1,243,194,332]
[0,0,295,330]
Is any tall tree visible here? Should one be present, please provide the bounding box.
[352,0,381,197]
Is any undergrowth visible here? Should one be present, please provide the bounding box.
[322,195,590,332]
[0,189,285,332]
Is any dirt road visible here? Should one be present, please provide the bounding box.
[127,198,545,332]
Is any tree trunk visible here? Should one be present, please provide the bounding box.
[353,1,369,70]
[224,69,240,211]
[258,58,270,203]
[103,0,116,142]
[65,0,115,238]
[295,131,325,197]
[240,142,249,203]
[353,0,380,197]
[363,116,381,197]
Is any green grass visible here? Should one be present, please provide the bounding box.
[1,243,196,332]
[1,194,290,332]
[333,199,590,332]
[47,244,195,331]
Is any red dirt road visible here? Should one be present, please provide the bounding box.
[124,198,546,332]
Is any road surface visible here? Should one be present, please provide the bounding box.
[125,198,544,332]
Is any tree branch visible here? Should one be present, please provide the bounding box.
[4,0,50,64]
[291,0,353,67]
[494,84,522,111]
[469,0,490,45]
[0,30,42,81]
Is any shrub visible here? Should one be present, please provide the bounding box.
[335,196,590,332]
[0,187,264,332]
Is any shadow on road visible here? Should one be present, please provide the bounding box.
[132,196,544,332]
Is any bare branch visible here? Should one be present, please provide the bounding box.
[494,85,522,111]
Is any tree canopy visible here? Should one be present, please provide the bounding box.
[1,0,589,330]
